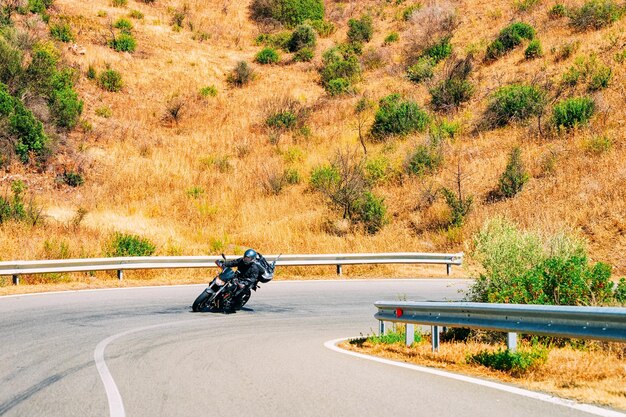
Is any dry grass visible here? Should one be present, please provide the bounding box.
[342,335,626,410]
[0,0,625,285]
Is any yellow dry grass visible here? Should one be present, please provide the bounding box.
[341,337,626,411]
[0,0,625,286]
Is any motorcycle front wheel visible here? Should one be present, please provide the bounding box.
[192,291,212,312]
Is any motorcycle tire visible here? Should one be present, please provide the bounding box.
[192,291,211,312]
[236,288,251,309]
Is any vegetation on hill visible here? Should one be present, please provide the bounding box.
[0,0,624,289]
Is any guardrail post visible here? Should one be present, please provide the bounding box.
[405,323,414,347]
[12,275,19,285]
[117,270,123,281]
[431,326,440,352]
[507,332,518,352]
[336,264,342,276]
[379,320,385,335]
[446,264,451,275]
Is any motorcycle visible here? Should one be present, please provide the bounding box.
[192,259,253,313]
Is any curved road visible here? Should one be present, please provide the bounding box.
[0,279,621,417]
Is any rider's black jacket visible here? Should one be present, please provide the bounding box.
[221,258,261,286]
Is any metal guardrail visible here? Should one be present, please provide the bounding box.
[375,301,626,352]
[0,252,463,285]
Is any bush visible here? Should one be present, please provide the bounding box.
[442,187,473,227]
[616,278,626,303]
[0,35,23,87]
[293,47,314,62]
[549,3,568,18]
[424,36,452,63]
[106,232,156,257]
[111,0,127,6]
[407,57,434,83]
[61,171,84,187]
[129,10,144,19]
[49,86,83,129]
[50,22,74,42]
[468,347,547,376]
[569,0,623,30]
[371,94,430,140]
[0,181,29,224]
[227,61,255,87]
[255,47,280,64]
[353,191,388,234]
[524,39,542,59]
[266,110,297,130]
[406,144,443,177]
[486,84,547,127]
[485,22,535,61]
[98,69,123,92]
[384,32,399,44]
[347,14,373,44]
[588,65,612,91]
[552,96,594,129]
[430,78,474,111]
[326,77,350,96]
[307,19,335,37]
[199,85,218,97]
[255,31,292,51]
[364,156,392,184]
[250,0,325,28]
[109,33,136,52]
[0,83,14,116]
[319,47,361,92]
[114,18,133,33]
[27,42,60,94]
[367,327,422,345]
[288,24,316,52]
[9,100,48,163]
[498,147,529,198]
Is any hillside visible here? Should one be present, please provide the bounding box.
[0,0,624,283]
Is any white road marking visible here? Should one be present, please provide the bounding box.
[94,320,200,417]
[324,338,626,417]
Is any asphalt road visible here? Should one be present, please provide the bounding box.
[0,279,620,417]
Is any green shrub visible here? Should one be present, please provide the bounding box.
[430,78,474,111]
[353,191,388,234]
[424,36,452,63]
[430,119,460,143]
[365,156,392,184]
[111,0,128,6]
[307,19,335,37]
[227,61,255,87]
[255,47,280,64]
[288,24,316,52]
[371,94,430,140]
[266,110,298,130]
[199,85,218,97]
[27,42,60,94]
[406,144,443,177]
[319,47,361,92]
[255,31,292,51]
[347,14,373,43]
[49,86,83,129]
[407,57,434,83]
[498,147,529,198]
[515,0,540,12]
[384,32,399,44]
[442,187,473,227]
[468,347,547,375]
[50,22,74,42]
[98,69,123,92]
[588,65,612,91]
[367,327,422,345]
[9,100,49,163]
[524,39,542,59]
[615,278,626,303]
[486,84,547,127]
[293,47,314,62]
[401,4,421,21]
[569,0,623,30]
[326,77,351,96]
[0,83,14,116]
[583,135,612,155]
[552,96,594,129]
[62,171,84,187]
[0,181,29,224]
[310,164,340,191]
[106,232,156,257]
[0,35,23,87]
[129,10,144,19]
[284,168,301,184]
[109,33,136,52]
[549,3,568,18]
[95,106,112,118]
[250,0,325,28]
[86,65,97,79]
[485,22,535,61]
[114,18,133,33]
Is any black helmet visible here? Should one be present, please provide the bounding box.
[243,249,257,264]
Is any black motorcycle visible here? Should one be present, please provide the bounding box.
[192,262,252,312]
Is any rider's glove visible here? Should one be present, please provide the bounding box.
[216,260,224,267]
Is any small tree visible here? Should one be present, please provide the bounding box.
[442,160,473,227]
[347,14,373,44]
[498,147,529,198]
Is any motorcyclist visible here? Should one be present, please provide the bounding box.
[217,249,261,313]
